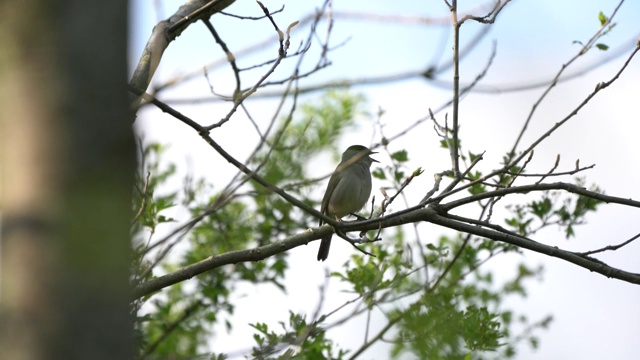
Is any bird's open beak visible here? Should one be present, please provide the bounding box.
[370,152,379,162]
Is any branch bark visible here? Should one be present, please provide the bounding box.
[129,0,237,105]
[133,202,640,299]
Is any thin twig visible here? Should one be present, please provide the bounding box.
[579,232,640,256]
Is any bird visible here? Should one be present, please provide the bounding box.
[317,145,377,261]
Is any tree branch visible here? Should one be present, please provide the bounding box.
[427,211,640,285]
[129,0,237,106]
[133,203,640,299]
[441,182,640,211]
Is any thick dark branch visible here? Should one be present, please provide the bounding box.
[129,0,236,104]
[168,0,237,36]
[132,225,333,299]
[133,205,640,299]
[428,211,640,285]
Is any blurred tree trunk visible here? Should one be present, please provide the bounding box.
[0,0,134,358]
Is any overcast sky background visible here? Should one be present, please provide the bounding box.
[130,1,640,359]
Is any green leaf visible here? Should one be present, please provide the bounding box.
[468,183,486,196]
[530,197,552,219]
[372,168,386,180]
[467,171,481,181]
[391,149,408,162]
[598,11,608,26]
[596,43,609,51]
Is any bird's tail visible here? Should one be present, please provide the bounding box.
[317,235,332,261]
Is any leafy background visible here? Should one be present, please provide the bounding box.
[130,0,640,358]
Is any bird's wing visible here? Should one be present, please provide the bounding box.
[319,171,342,226]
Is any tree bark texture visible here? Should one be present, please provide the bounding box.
[0,1,135,358]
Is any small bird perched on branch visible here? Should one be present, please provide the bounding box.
[317,145,377,261]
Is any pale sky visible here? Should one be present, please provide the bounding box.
[130,1,640,359]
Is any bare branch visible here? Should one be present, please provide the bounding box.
[127,85,337,227]
[441,182,640,212]
[220,4,285,20]
[508,43,639,170]
[449,1,461,176]
[202,19,242,99]
[579,232,640,256]
[131,172,151,225]
[508,0,629,158]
